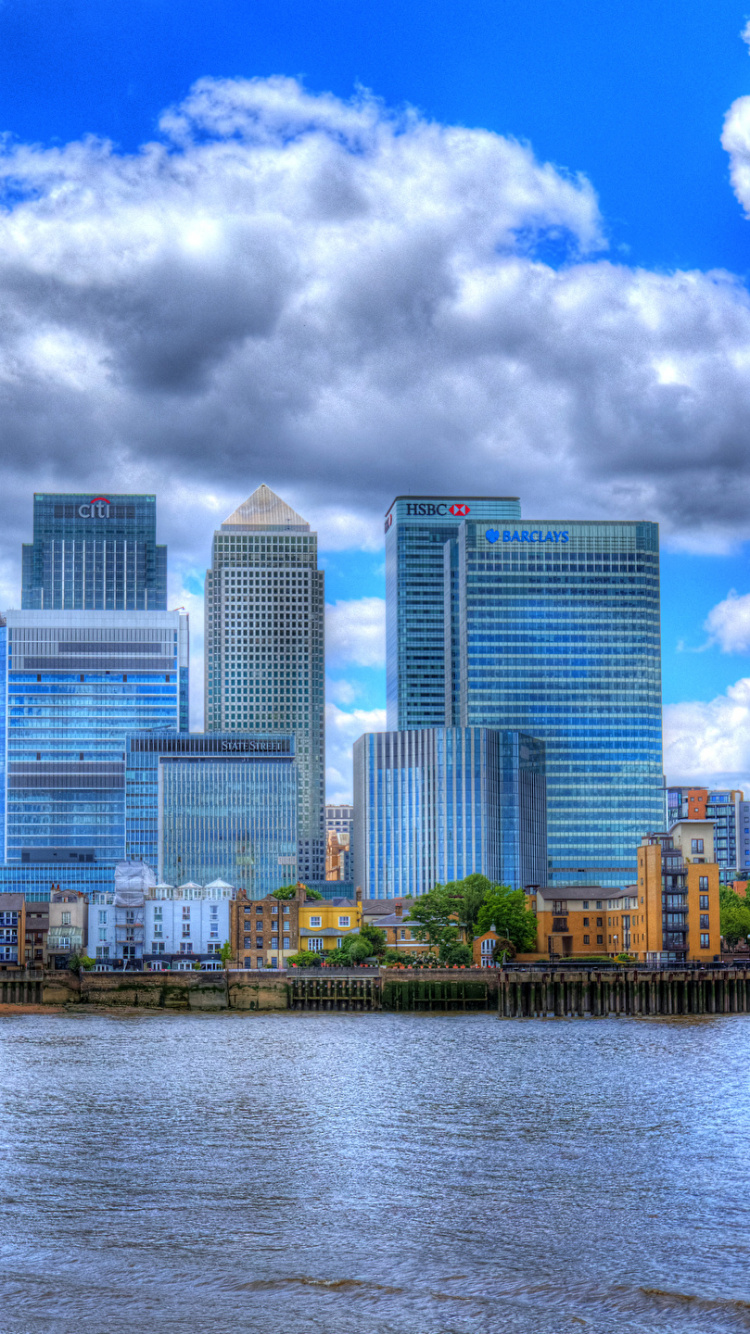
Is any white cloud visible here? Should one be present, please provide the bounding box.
[326,677,360,705]
[326,701,386,803]
[664,678,750,793]
[0,74,747,565]
[704,590,750,655]
[326,596,385,666]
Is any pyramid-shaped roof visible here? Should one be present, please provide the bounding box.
[222,484,309,531]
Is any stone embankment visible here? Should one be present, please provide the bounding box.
[3,967,750,1015]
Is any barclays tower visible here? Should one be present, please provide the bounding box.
[385,496,664,889]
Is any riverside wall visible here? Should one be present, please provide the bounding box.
[4,967,750,1015]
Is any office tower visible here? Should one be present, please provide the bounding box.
[1,610,188,865]
[204,484,325,882]
[353,727,547,899]
[667,786,747,882]
[325,804,353,881]
[124,732,297,897]
[385,496,664,889]
[22,493,167,610]
[385,496,523,729]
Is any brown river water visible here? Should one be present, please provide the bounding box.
[1,1010,749,1334]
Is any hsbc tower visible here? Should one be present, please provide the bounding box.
[385,495,523,730]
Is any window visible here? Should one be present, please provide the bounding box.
[182,907,190,919]
[96,946,109,959]
[98,928,107,941]
[244,936,252,948]
[699,876,709,891]
[307,937,324,952]
[597,935,604,944]
[691,839,704,854]
[596,900,602,909]
[283,936,291,949]
[582,917,589,927]
[152,942,165,953]
[98,910,107,924]
[338,916,350,928]
[182,927,191,938]
[700,933,710,949]
[582,901,589,909]
[700,914,710,929]
[308,916,322,928]
[61,912,71,926]
[583,935,590,945]
[553,900,566,914]
[179,942,193,953]
[596,917,603,927]
[699,894,709,910]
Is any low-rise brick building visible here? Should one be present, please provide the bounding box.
[231,884,304,969]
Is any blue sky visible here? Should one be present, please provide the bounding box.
[2,0,750,796]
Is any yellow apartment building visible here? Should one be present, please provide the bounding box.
[298,895,362,956]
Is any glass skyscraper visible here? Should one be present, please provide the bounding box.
[22,493,167,610]
[353,727,547,899]
[2,610,188,865]
[385,496,664,888]
[204,484,325,883]
[125,732,297,897]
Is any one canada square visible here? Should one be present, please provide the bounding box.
[204,486,325,882]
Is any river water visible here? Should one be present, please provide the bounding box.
[1,1011,750,1334]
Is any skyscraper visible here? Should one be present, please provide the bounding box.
[22,493,167,610]
[204,485,325,882]
[385,496,664,889]
[353,727,547,899]
[1,610,188,865]
[125,731,298,896]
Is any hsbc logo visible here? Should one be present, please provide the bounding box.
[403,502,472,517]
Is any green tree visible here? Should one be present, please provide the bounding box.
[287,950,322,967]
[442,942,473,967]
[219,941,232,967]
[476,885,538,951]
[720,888,750,948]
[68,953,95,973]
[406,886,464,961]
[271,884,323,901]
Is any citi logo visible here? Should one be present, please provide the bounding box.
[78,496,110,518]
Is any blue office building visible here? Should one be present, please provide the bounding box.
[353,727,547,899]
[125,732,297,898]
[22,493,167,611]
[1,610,189,868]
[385,497,664,888]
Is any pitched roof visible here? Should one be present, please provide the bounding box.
[222,484,309,531]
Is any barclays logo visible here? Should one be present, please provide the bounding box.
[486,528,569,545]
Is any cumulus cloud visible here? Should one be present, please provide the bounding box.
[0,73,747,568]
[326,596,386,667]
[326,701,387,804]
[664,679,750,793]
[703,590,750,654]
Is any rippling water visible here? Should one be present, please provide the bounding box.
[2,1011,750,1333]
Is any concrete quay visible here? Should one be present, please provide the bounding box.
[3,966,750,1016]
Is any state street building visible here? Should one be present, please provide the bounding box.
[204,485,325,883]
[385,496,664,889]
[124,732,298,898]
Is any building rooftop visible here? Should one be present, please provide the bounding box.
[222,484,309,531]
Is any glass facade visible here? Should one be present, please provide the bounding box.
[353,727,547,899]
[204,485,325,882]
[125,732,297,898]
[386,498,664,889]
[22,493,167,610]
[2,611,188,866]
